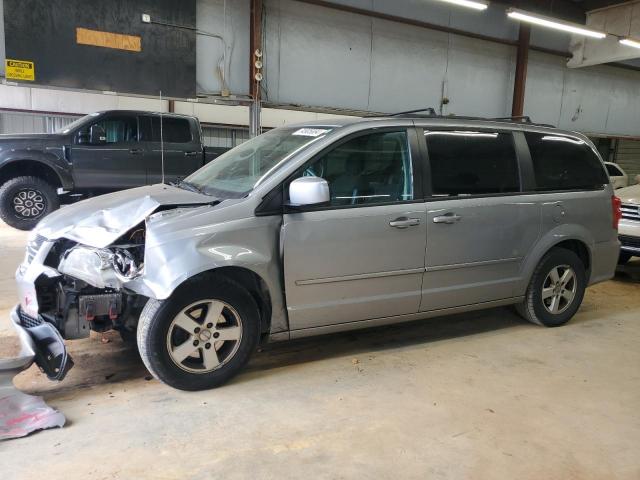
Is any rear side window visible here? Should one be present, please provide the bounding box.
[138,116,192,143]
[524,133,607,191]
[163,118,192,143]
[605,163,623,177]
[425,130,520,196]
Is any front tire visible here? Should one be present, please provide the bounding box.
[137,276,261,390]
[516,248,587,327]
[0,176,59,230]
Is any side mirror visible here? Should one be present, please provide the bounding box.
[288,177,330,207]
[89,124,106,145]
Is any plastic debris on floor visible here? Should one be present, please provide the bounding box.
[0,331,65,440]
[0,390,65,440]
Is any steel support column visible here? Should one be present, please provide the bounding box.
[511,24,530,117]
[249,0,263,138]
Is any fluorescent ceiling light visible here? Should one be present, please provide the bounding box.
[433,0,489,11]
[620,38,640,49]
[507,8,607,39]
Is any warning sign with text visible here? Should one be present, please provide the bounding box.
[5,59,35,81]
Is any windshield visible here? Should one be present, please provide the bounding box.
[57,112,101,134]
[184,126,334,198]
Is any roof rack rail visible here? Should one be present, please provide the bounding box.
[489,116,532,123]
[388,107,437,117]
[368,109,556,128]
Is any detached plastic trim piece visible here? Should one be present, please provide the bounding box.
[8,306,74,381]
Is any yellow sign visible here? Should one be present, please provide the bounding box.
[5,59,35,81]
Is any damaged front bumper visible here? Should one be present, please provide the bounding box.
[4,306,73,381]
[5,232,148,384]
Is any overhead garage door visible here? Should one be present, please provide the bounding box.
[615,139,640,183]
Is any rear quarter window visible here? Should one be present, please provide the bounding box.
[605,163,624,177]
[524,132,608,191]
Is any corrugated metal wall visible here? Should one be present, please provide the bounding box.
[0,110,78,133]
[262,0,640,137]
[615,140,640,182]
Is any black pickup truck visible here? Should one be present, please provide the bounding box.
[0,110,223,230]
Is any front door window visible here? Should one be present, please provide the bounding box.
[299,130,413,206]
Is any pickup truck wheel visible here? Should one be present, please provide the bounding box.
[516,248,586,327]
[137,276,261,391]
[0,176,59,230]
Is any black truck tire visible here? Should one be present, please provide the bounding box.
[0,176,60,230]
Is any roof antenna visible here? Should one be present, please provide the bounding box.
[159,90,165,184]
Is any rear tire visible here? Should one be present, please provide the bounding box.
[137,275,261,390]
[0,176,59,230]
[618,252,632,265]
[516,248,586,327]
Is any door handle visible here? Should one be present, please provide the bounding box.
[129,148,144,154]
[433,213,462,224]
[389,217,420,229]
[184,151,199,156]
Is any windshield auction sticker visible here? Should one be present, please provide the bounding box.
[5,59,35,81]
[292,128,330,137]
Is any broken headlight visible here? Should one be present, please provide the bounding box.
[112,248,143,280]
[58,246,143,289]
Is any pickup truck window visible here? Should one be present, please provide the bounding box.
[139,115,192,143]
[57,112,100,134]
[81,115,138,144]
[185,126,333,198]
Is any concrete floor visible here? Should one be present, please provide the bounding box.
[0,222,639,480]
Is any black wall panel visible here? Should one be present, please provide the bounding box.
[4,0,196,98]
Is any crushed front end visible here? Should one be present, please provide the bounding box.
[12,228,148,381]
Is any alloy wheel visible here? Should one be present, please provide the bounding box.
[541,265,577,315]
[13,189,46,218]
[166,300,243,374]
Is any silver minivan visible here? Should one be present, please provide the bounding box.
[10,115,621,390]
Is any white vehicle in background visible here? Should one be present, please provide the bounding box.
[604,162,629,189]
[617,183,640,264]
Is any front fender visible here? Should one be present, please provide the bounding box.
[132,214,289,334]
[0,150,73,189]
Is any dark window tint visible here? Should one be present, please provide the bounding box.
[163,118,192,143]
[524,133,608,191]
[138,115,192,143]
[90,115,137,143]
[300,130,413,206]
[425,130,519,196]
[605,163,623,177]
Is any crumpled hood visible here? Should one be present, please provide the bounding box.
[36,184,216,248]
[617,184,640,205]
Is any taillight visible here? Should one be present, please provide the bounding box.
[612,195,622,230]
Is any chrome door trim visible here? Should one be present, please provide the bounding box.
[425,257,521,272]
[295,267,425,286]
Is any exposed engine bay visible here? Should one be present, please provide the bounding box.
[29,225,148,345]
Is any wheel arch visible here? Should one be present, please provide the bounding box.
[518,226,595,296]
[171,266,273,336]
[0,159,64,189]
